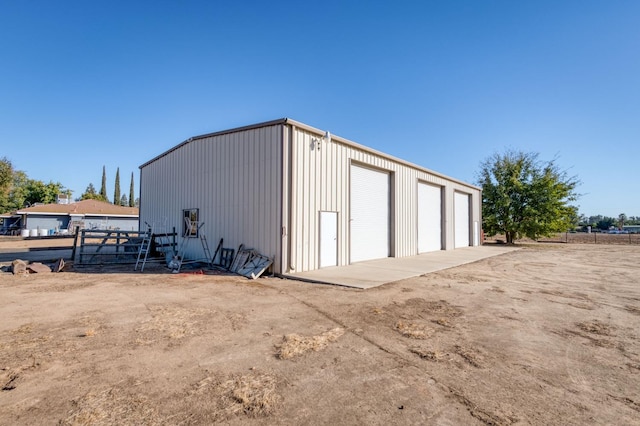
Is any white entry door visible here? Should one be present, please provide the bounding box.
[418,182,442,252]
[350,164,390,263]
[319,211,338,268]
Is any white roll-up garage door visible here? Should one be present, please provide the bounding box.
[350,164,390,263]
[454,192,470,248]
[418,182,442,252]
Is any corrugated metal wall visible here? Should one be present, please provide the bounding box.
[287,125,481,273]
[140,124,283,270]
[140,119,481,275]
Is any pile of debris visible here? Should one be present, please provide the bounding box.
[135,222,273,280]
[207,240,273,279]
[8,259,65,275]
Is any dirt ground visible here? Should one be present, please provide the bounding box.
[0,236,75,249]
[1,243,638,425]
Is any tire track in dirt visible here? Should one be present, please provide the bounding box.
[284,293,516,425]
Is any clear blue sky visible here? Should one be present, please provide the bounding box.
[1,1,638,218]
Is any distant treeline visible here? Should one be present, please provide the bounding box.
[578,214,639,230]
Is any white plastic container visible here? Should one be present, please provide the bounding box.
[39,229,48,237]
[30,229,38,237]
[21,229,30,237]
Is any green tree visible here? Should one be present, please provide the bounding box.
[477,150,580,244]
[100,165,108,201]
[129,172,135,207]
[22,180,66,206]
[80,183,104,201]
[0,157,72,211]
[6,170,28,210]
[113,167,121,205]
[596,217,615,230]
[0,157,15,212]
[120,194,128,206]
[618,213,627,229]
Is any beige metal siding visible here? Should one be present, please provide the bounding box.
[140,124,283,271]
[287,126,481,273]
[140,118,481,276]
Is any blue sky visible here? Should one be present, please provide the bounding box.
[1,1,638,217]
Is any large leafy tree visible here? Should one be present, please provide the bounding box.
[22,180,66,206]
[6,171,28,210]
[478,150,580,244]
[1,157,71,211]
[0,157,14,211]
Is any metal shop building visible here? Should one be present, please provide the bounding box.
[139,118,482,275]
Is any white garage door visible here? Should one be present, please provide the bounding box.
[350,165,389,263]
[418,182,442,253]
[454,192,470,248]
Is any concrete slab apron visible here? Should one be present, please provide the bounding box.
[285,246,519,289]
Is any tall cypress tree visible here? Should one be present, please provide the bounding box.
[99,166,107,201]
[129,172,135,207]
[113,168,121,205]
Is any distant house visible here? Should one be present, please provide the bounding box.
[13,199,139,234]
[623,225,640,234]
[0,213,22,235]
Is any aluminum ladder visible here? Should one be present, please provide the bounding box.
[134,229,153,272]
[200,234,212,266]
[172,219,210,273]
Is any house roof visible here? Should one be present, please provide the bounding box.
[16,199,139,217]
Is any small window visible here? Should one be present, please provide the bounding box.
[182,208,199,238]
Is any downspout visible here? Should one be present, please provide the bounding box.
[279,124,290,274]
[138,167,143,232]
[288,124,297,272]
[478,188,483,246]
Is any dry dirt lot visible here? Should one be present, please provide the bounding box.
[1,243,639,425]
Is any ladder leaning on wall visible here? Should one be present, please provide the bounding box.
[134,227,153,272]
[171,218,212,273]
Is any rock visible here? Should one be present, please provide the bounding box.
[11,260,28,275]
[27,263,51,274]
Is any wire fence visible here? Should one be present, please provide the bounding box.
[531,232,640,245]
